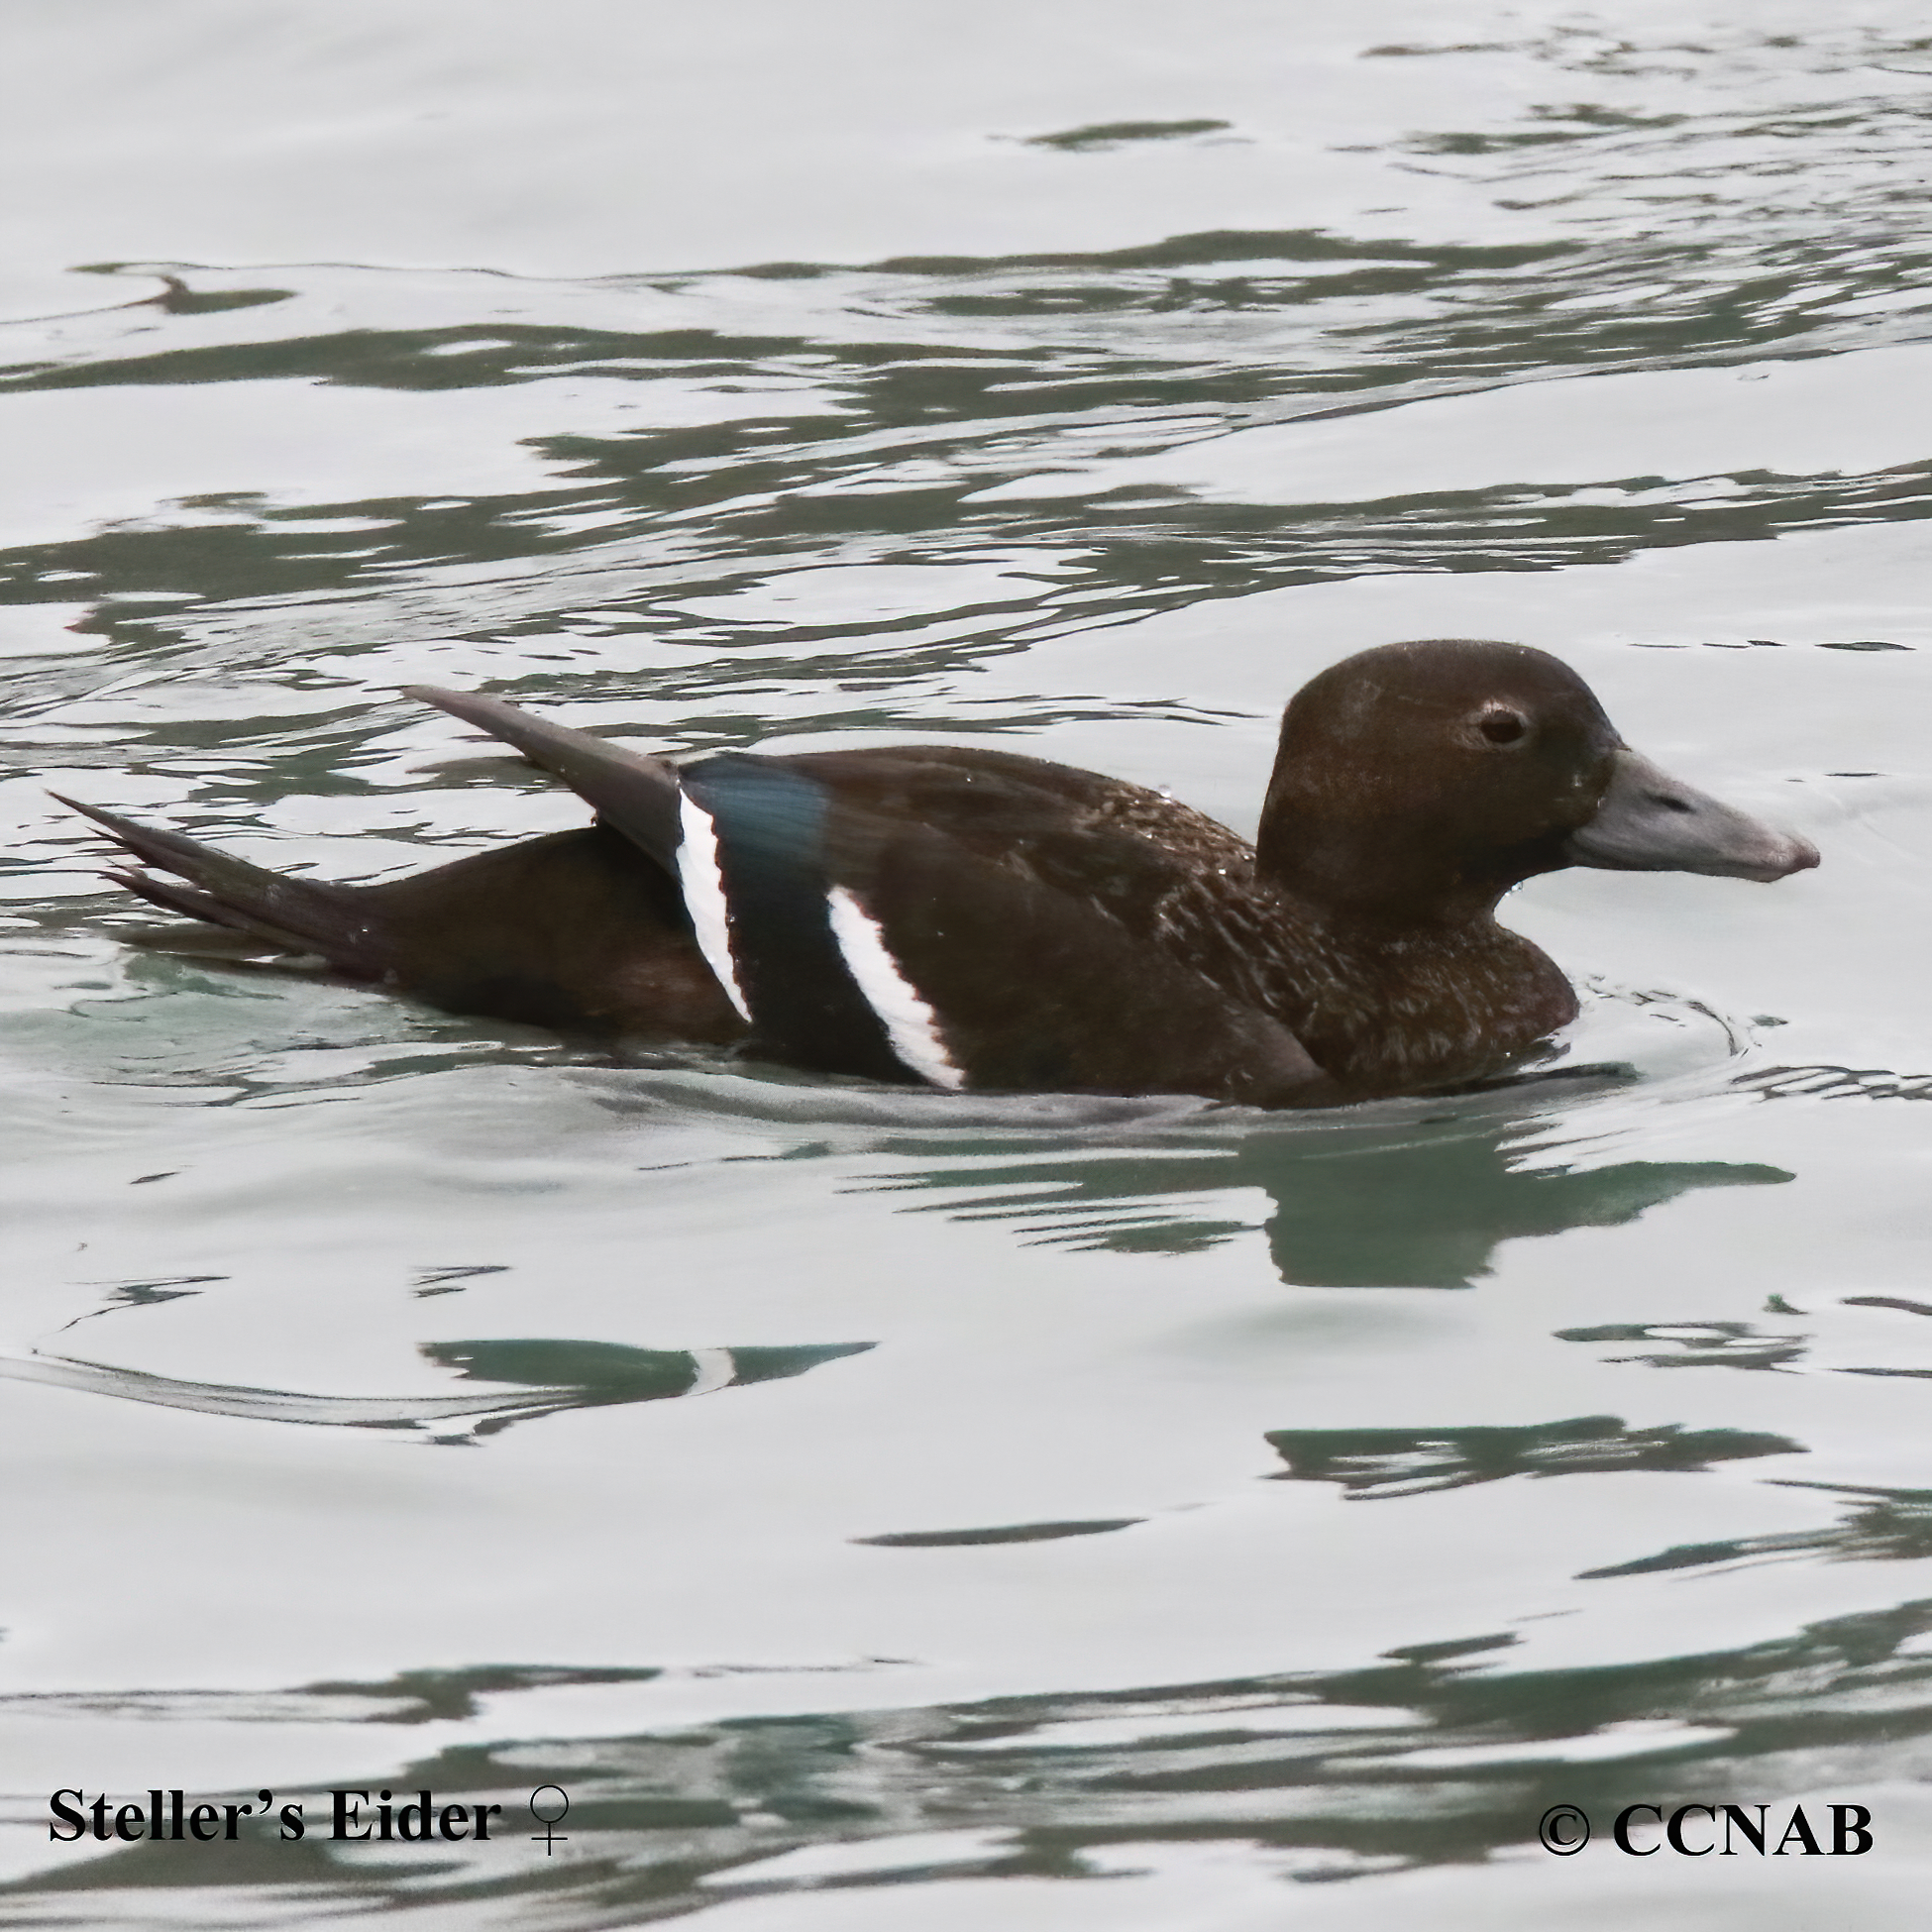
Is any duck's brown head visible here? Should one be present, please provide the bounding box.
[1256,638,1817,923]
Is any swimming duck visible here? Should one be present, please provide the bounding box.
[59,639,1817,1107]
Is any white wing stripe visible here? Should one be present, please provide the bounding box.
[676,792,752,1021]
[826,886,966,1090]
[685,1347,738,1397]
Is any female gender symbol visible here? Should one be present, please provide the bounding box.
[528,1785,570,1854]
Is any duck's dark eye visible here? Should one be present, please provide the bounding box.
[1478,709,1529,746]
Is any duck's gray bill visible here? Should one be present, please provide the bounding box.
[1563,749,1819,882]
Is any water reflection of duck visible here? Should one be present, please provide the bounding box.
[865,1107,1792,1287]
[61,640,1816,1107]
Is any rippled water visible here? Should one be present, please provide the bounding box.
[5,3,1932,1924]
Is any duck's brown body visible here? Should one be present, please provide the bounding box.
[348,825,743,1041]
[62,640,1818,1107]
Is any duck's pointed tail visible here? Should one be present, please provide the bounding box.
[53,795,393,976]
[402,685,685,870]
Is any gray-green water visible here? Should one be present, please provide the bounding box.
[5,3,1932,1924]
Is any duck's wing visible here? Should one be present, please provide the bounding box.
[778,743,1257,911]
[685,749,1327,1101]
[414,692,1324,1103]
